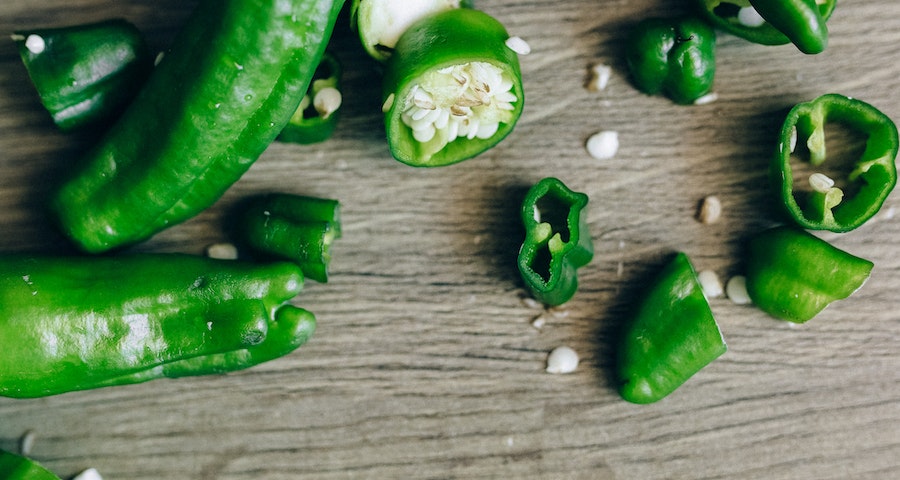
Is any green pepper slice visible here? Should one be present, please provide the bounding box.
[278,52,343,144]
[772,93,898,233]
[745,226,873,323]
[381,8,525,167]
[693,0,836,53]
[13,19,153,132]
[517,177,593,306]
[233,193,342,283]
[616,253,726,404]
[624,16,716,105]
[0,254,314,398]
[50,0,345,254]
[0,450,60,480]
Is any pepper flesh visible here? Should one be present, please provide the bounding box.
[0,450,60,480]
[745,226,873,323]
[693,0,836,53]
[13,19,153,132]
[617,252,726,404]
[625,16,716,105]
[772,93,899,233]
[381,8,524,166]
[0,254,313,398]
[517,177,593,306]
[50,0,345,253]
[278,52,343,144]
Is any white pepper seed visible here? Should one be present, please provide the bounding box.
[698,270,724,299]
[546,346,579,374]
[726,275,752,305]
[586,63,612,91]
[809,173,836,193]
[313,87,342,119]
[19,430,35,456]
[205,243,239,260]
[72,469,103,480]
[586,130,619,160]
[697,195,722,224]
[505,36,531,55]
[737,6,767,27]
[24,34,45,54]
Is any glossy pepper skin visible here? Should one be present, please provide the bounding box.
[50,0,345,254]
[0,254,314,399]
[0,450,60,480]
[234,193,341,283]
[14,19,153,132]
[381,8,525,167]
[278,52,343,144]
[517,177,593,306]
[624,16,716,105]
[745,226,873,323]
[693,0,836,53]
[617,253,726,404]
[772,94,898,233]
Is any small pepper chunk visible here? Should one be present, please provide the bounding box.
[616,253,726,404]
[517,177,593,306]
[744,226,873,323]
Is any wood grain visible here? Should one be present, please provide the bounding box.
[1,1,899,478]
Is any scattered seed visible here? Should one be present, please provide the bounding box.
[809,173,835,193]
[586,63,612,91]
[313,87,342,119]
[531,315,546,330]
[693,92,719,105]
[521,296,542,309]
[585,130,619,160]
[24,34,45,54]
[72,469,103,480]
[505,36,531,55]
[205,243,238,260]
[698,270,724,299]
[737,6,767,28]
[696,195,722,224]
[789,126,798,153]
[726,275,752,305]
[19,430,35,456]
[154,51,165,66]
[546,346,579,374]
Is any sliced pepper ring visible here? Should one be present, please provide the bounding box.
[517,177,593,306]
[771,93,899,233]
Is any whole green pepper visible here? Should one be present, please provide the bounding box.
[624,16,716,105]
[693,0,836,53]
[617,253,726,404]
[13,19,153,132]
[517,177,593,306]
[0,254,314,398]
[0,450,60,480]
[50,0,345,253]
[745,226,873,323]
[771,93,898,233]
[233,193,341,283]
[381,8,525,166]
[278,52,344,145]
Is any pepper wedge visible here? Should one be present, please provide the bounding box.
[50,0,345,253]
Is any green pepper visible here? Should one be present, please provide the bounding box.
[624,16,717,105]
[745,226,873,323]
[49,0,345,254]
[771,93,898,233]
[278,52,343,145]
[0,450,60,480]
[693,0,836,53]
[233,193,341,283]
[13,19,153,132]
[381,8,525,167]
[350,0,471,62]
[616,253,727,404]
[517,177,593,306]
[0,254,314,398]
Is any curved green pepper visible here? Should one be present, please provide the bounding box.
[0,254,313,398]
[517,177,593,306]
[745,226,873,323]
[693,0,836,53]
[381,8,525,167]
[278,52,343,145]
[50,0,345,253]
[0,450,60,480]
[13,19,153,132]
[617,253,726,404]
[771,93,898,233]
[234,193,341,283]
[624,16,716,105]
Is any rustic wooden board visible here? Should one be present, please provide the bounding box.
[1,1,899,478]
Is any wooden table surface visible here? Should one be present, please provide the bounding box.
[2,1,899,478]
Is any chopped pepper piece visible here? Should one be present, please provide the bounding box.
[381,8,525,166]
[624,16,716,105]
[278,52,343,144]
[0,254,314,398]
[745,226,873,323]
[693,0,836,53]
[771,93,899,233]
[13,19,153,132]
[233,193,341,283]
[517,177,593,306]
[0,449,60,480]
[617,253,727,404]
